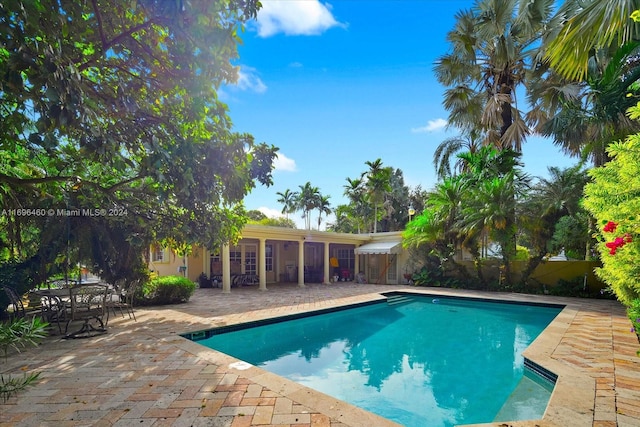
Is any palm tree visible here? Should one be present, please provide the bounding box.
[364,159,392,233]
[276,189,298,220]
[434,0,555,151]
[316,195,332,230]
[544,0,640,81]
[518,165,590,282]
[432,129,483,179]
[404,177,476,283]
[296,182,320,230]
[327,204,359,233]
[457,146,529,286]
[343,177,369,233]
[427,176,466,236]
[457,145,525,182]
[530,42,640,167]
[459,174,519,287]
[532,165,588,218]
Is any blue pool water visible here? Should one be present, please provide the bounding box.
[189,295,562,427]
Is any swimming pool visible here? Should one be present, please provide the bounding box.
[186,294,562,427]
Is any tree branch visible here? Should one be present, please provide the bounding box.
[0,173,78,186]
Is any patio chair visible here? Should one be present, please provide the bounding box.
[36,291,69,334]
[105,279,139,325]
[2,286,41,320]
[65,283,109,338]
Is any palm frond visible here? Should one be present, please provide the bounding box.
[546,0,639,80]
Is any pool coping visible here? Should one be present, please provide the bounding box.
[2,284,637,426]
[175,291,400,427]
[175,289,597,427]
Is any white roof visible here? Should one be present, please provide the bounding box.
[354,240,402,255]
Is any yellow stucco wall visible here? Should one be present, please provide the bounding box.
[458,260,605,293]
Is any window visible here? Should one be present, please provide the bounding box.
[230,245,242,275]
[387,255,398,282]
[337,248,355,269]
[244,245,257,275]
[151,245,167,263]
[210,251,221,275]
[265,244,273,272]
[230,246,242,263]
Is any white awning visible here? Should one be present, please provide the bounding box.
[354,240,402,255]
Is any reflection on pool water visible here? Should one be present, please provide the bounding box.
[187,295,562,427]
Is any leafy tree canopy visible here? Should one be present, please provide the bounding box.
[0,0,277,280]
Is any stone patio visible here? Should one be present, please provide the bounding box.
[1,283,639,427]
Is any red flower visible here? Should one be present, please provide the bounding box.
[606,241,618,250]
[603,221,618,233]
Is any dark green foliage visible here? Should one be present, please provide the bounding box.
[251,217,297,228]
[0,316,48,358]
[0,372,41,403]
[549,214,591,259]
[0,0,276,297]
[0,259,41,317]
[0,316,47,401]
[411,267,437,286]
[410,266,462,289]
[546,277,591,298]
[141,276,196,305]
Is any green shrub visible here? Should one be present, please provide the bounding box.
[411,266,462,288]
[515,245,529,261]
[628,299,640,343]
[583,135,640,306]
[0,316,49,359]
[547,277,590,298]
[141,275,196,305]
[0,316,48,402]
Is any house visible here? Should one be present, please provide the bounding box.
[148,224,411,292]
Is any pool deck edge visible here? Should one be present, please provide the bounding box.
[1,283,638,427]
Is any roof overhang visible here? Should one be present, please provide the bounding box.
[354,240,402,255]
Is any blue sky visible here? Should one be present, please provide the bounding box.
[221,0,577,228]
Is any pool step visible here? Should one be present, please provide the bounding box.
[386,295,413,306]
[493,369,554,423]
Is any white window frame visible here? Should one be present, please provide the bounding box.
[151,246,167,263]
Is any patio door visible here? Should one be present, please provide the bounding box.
[367,254,397,284]
[368,255,379,284]
[244,244,257,275]
[386,255,398,284]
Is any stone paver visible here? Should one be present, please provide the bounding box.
[1,283,639,427]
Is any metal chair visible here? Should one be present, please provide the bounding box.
[64,283,109,339]
[106,279,139,325]
[2,286,41,320]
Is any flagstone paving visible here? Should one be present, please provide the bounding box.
[1,283,639,427]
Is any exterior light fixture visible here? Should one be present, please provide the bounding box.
[408,205,416,222]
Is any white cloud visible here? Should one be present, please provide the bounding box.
[411,118,448,133]
[236,66,267,93]
[258,206,285,219]
[255,1,344,37]
[289,61,304,68]
[273,152,297,172]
